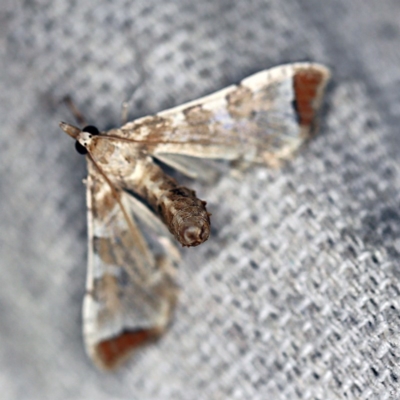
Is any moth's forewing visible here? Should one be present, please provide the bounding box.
[111,63,330,170]
[84,162,179,370]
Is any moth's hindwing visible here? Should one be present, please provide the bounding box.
[83,162,180,370]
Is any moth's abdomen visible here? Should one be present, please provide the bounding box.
[159,186,210,247]
[127,159,210,247]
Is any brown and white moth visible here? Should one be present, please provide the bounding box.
[60,62,330,370]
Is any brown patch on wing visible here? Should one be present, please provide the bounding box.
[293,68,324,128]
[93,237,115,265]
[183,105,213,125]
[226,85,253,119]
[95,329,159,370]
[92,188,118,220]
[92,273,121,316]
[136,115,169,128]
[136,116,173,142]
[113,116,174,143]
[90,172,120,220]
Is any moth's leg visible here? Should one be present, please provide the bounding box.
[153,153,223,184]
[62,95,87,127]
[120,82,144,125]
[120,100,130,126]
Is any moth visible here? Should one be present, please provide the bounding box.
[60,62,330,370]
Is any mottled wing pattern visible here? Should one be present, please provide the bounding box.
[84,161,179,370]
[111,63,330,169]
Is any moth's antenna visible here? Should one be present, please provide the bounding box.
[63,95,87,127]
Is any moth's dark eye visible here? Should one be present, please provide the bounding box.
[75,141,88,155]
[82,125,99,136]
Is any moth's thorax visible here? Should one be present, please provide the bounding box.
[87,135,143,179]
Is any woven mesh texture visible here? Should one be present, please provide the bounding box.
[1,0,400,399]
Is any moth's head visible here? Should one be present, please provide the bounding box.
[59,122,100,155]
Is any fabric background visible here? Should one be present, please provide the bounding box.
[1,1,400,399]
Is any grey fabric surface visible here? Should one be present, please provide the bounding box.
[1,0,400,399]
